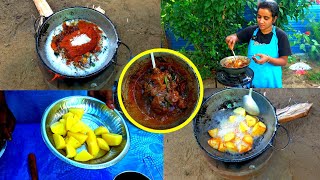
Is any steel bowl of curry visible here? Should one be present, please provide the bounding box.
[118,48,204,133]
[220,56,250,75]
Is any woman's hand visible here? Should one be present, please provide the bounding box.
[88,90,115,110]
[225,34,239,50]
[252,54,270,64]
[0,92,16,142]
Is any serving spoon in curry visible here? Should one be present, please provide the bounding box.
[243,88,260,116]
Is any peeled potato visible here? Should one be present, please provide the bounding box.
[67,132,88,144]
[239,121,249,133]
[59,119,66,125]
[86,130,100,157]
[65,136,81,149]
[94,126,110,135]
[66,116,77,131]
[208,138,221,149]
[245,115,258,127]
[74,150,93,162]
[52,134,66,149]
[252,122,267,137]
[97,138,110,151]
[62,112,74,120]
[68,108,85,120]
[65,144,77,158]
[50,122,67,136]
[69,121,87,133]
[223,132,235,142]
[243,134,254,145]
[102,133,123,146]
[208,128,218,138]
[233,107,246,116]
[80,123,91,134]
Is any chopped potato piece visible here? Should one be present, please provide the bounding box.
[65,144,77,158]
[208,138,221,149]
[238,143,252,153]
[245,115,258,127]
[228,115,237,123]
[65,136,81,149]
[74,150,93,162]
[224,132,235,142]
[86,130,100,157]
[68,108,85,120]
[97,138,110,151]
[94,126,110,136]
[252,122,267,137]
[50,122,67,136]
[208,128,218,138]
[243,134,254,145]
[67,132,88,144]
[225,142,237,153]
[62,112,74,120]
[66,116,77,131]
[239,121,249,133]
[102,133,123,146]
[69,121,87,133]
[52,134,66,149]
[233,107,246,116]
[59,119,66,125]
[218,142,227,152]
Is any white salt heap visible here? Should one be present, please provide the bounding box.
[71,34,91,46]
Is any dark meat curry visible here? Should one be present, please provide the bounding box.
[124,56,198,130]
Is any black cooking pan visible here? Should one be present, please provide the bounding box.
[193,88,286,162]
[33,0,131,79]
[220,56,250,75]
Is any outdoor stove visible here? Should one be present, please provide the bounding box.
[205,146,273,180]
[216,68,254,88]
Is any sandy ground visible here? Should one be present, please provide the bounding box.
[164,88,320,180]
[0,0,161,89]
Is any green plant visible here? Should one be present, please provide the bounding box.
[291,20,320,61]
[288,55,298,64]
[161,0,312,78]
[306,71,320,83]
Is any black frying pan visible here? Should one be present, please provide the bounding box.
[193,88,278,162]
[34,0,130,79]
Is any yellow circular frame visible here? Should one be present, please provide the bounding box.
[117,48,204,134]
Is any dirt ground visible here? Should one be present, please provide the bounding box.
[0,0,161,89]
[165,88,320,180]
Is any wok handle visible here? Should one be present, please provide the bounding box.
[118,41,133,61]
[33,0,54,17]
[269,124,291,151]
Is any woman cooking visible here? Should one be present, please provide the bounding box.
[225,0,292,88]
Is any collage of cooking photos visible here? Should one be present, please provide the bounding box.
[1,0,320,179]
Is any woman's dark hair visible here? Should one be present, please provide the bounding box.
[258,0,279,18]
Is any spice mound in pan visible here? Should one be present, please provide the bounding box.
[207,107,267,154]
[51,20,105,69]
[125,57,198,130]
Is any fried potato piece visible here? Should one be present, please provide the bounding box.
[239,121,249,133]
[208,138,221,149]
[245,115,258,127]
[252,122,267,137]
[225,142,238,153]
[229,115,236,123]
[208,128,218,138]
[224,132,235,142]
[233,107,246,116]
[243,134,254,145]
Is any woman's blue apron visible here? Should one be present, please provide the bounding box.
[247,26,282,88]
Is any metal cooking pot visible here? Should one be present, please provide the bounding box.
[220,56,250,75]
[193,88,287,162]
[34,2,130,79]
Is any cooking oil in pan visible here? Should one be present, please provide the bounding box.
[45,19,110,76]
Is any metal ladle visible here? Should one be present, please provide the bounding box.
[151,52,156,69]
[231,49,237,61]
[243,88,260,116]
